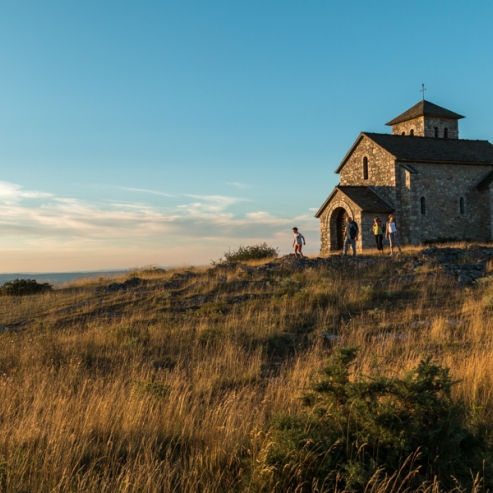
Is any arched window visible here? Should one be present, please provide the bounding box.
[434,127,439,138]
[401,132,405,136]
[410,129,415,136]
[444,127,448,139]
[460,197,465,214]
[363,157,369,180]
[420,197,426,215]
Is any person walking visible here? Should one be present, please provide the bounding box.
[292,227,306,258]
[372,217,384,254]
[385,214,402,256]
[343,216,359,256]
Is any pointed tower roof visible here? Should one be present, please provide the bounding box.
[385,100,465,126]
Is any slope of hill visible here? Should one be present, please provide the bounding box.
[0,246,492,492]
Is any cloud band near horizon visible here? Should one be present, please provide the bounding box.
[0,180,319,272]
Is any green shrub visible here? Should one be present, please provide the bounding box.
[0,278,52,296]
[250,348,489,492]
[221,243,278,263]
[110,325,148,348]
[131,380,170,399]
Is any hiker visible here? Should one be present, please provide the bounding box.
[372,217,384,254]
[292,227,306,257]
[343,216,359,256]
[385,214,402,256]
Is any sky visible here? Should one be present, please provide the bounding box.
[1,1,493,272]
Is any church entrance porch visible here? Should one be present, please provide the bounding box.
[316,186,395,255]
[330,207,348,251]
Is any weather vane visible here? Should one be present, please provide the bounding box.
[420,83,427,101]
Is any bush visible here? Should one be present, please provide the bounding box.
[250,348,490,492]
[0,279,53,296]
[222,243,278,263]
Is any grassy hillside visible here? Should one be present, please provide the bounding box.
[1,246,493,492]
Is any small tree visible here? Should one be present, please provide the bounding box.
[250,348,489,492]
[223,243,278,262]
[0,279,53,296]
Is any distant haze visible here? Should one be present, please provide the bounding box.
[0,271,129,286]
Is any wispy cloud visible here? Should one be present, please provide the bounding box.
[113,186,174,197]
[0,180,321,270]
[226,182,250,189]
[0,181,52,204]
[0,181,314,243]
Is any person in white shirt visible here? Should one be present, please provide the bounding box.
[292,227,306,258]
[385,214,402,256]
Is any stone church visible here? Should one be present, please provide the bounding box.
[315,99,493,253]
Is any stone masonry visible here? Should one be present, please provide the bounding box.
[391,116,459,139]
[316,99,493,254]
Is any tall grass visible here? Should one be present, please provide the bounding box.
[0,251,492,492]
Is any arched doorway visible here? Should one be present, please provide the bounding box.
[330,207,348,251]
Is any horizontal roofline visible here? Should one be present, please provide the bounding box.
[385,114,465,126]
[363,132,489,143]
[334,133,493,174]
[385,100,465,126]
[396,158,493,165]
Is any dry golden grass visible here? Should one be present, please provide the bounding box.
[0,248,492,491]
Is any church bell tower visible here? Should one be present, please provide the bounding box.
[385,100,464,139]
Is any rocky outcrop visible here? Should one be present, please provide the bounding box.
[410,245,493,285]
[104,277,146,293]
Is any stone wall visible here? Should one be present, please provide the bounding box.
[318,189,391,255]
[391,116,459,138]
[398,162,493,243]
[423,117,459,139]
[489,187,493,241]
[391,117,425,136]
[319,124,493,254]
[339,135,397,208]
[396,166,418,244]
[361,212,388,251]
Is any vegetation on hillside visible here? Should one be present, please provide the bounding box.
[0,246,492,492]
[213,242,279,264]
[252,348,487,492]
[0,278,52,296]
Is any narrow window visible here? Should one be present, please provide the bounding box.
[410,129,414,136]
[401,131,405,136]
[444,127,448,139]
[460,197,465,214]
[363,157,369,180]
[420,197,426,215]
[434,126,439,138]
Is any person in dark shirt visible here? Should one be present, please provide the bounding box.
[343,216,359,257]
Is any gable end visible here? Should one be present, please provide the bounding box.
[335,133,395,174]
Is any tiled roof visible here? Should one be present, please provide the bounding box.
[477,170,493,190]
[365,133,493,164]
[339,186,394,212]
[400,164,419,174]
[315,185,393,218]
[386,100,465,126]
[335,133,493,174]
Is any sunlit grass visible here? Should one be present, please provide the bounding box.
[0,246,492,491]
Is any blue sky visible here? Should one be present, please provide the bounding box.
[1,1,492,272]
